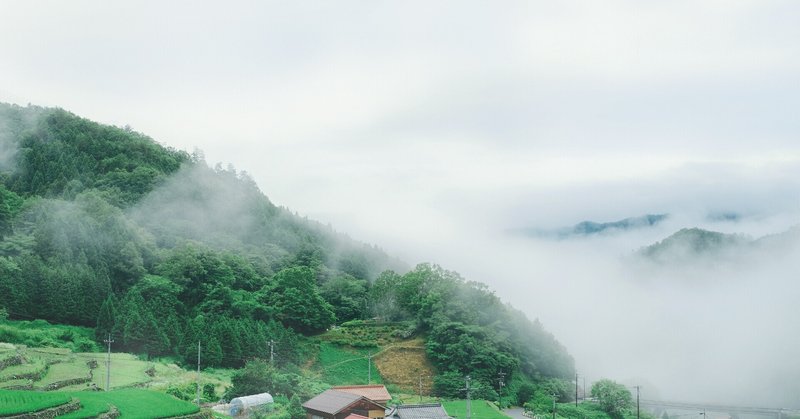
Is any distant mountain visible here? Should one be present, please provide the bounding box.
[517,214,668,239]
[638,226,800,264]
[639,228,748,262]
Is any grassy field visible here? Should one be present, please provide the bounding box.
[0,389,72,415]
[58,388,200,419]
[442,400,510,419]
[316,341,383,385]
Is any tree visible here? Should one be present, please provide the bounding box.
[264,266,335,334]
[95,295,117,342]
[591,379,633,419]
[368,270,405,321]
[287,395,305,419]
[320,275,368,322]
[224,359,302,400]
[517,382,536,405]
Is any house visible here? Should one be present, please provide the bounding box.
[384,403,452,419]
[332,385,392,406]
[303,389,388,419]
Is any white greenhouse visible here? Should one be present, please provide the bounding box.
[229,393,274,416]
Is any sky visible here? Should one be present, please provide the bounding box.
[2,0,800,408]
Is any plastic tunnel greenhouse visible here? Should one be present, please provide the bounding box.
[229,393,274,416]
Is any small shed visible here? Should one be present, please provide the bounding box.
[229,393,274,416]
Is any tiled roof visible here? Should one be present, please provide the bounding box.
[303,390,362,415]
[387,403,451,419]
[333,385,392,402]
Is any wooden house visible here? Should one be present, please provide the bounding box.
[303,389,387,419]
[332,385,392,406]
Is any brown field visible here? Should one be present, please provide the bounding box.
[373,339,435,395]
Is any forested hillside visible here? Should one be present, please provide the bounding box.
[0,103,574,398]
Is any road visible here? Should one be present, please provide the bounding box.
[503,407,527,419]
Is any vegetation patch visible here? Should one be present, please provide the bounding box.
[0,389,72,415]
[315,342,382,386]
[441,400,510,419]
[58,388,199,419]
[321,321,416,347]
[36,361,90,388]
[373,339,434,394]
[0,321,98,353]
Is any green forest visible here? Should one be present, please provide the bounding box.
[0,102,574,401]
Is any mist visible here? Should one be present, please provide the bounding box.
[0,104,44,172]
[359,164,800,408]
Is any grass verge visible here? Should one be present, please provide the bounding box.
[442,400,510,419]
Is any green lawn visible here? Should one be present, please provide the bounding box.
[317,342,383,385]
[0,389,72,415]
[58,388,199,419]
[442,400,510,419]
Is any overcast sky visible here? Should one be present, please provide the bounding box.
[2,0,800,406]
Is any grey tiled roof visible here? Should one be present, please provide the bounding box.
[303,390,363,415]
[386,403,452,419]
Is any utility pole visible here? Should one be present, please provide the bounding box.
[465,376,472,419]
[196,342,201,406]
[418,375,424,402]
[551,393,557,419]
[575,373,579,406]
[367,351,373,384]
[103,334,114,391]
[633,386,641,419]
[498,372,506,408]
[269,340,274,365]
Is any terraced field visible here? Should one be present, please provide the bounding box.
[0,389,72,415]
[59,388,200,418]
[0,344,231,396]
[0,388,200,418]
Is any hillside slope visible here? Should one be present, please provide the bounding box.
[0,103,574,400]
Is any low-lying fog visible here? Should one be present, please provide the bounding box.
[316,166,800,409]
